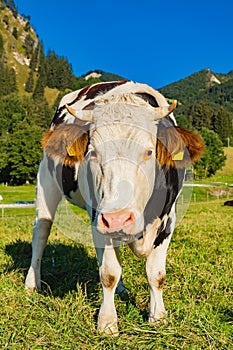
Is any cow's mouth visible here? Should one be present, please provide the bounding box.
[103,230,143,243]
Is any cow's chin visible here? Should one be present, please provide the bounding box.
[96,223,144,243]
[105,230,143,243]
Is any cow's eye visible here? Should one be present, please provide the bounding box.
[144,148,154,160]
[90,150,97,159]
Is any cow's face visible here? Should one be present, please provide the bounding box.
[86,120,158,238]
[73,100,194,241]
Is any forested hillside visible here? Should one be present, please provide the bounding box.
[159,68,233,142]
[0,0,232,184]
[0,0,125,184]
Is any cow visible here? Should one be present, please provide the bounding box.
[224,200,233,206]
[25,80,204,336]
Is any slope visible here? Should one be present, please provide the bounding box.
[159,68,233,115]
[0,4,39,95]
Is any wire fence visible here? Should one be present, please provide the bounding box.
[0,202,35,218]
[1,184,232,219]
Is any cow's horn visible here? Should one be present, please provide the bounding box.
[154,100,177,120]
[65,105,93,122]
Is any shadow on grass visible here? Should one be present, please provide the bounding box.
[4,240,100,298]
[5,240,150,322]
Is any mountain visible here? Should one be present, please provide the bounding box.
[1,1,232,118]
[159,68,233,115]
[0,2,39,95]
[0,1,124,104]
[82,69,125,82]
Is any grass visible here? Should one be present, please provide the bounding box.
[0,184,232,349]
[0,184,36,217]
[215,147,233,182]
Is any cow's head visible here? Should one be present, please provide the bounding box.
[42,89,204,242]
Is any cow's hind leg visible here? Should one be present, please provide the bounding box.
[115,274,129,301]
[25,219,52,290]
[145,235,171,323]
[25,160,62,291]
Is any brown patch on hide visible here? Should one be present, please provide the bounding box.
[84,80,128,100]
[156,272,166,290]
[101,274,116,289]
[134,92,159,107]
[156,126,204,168]
[41,124,88,167]
[68,85,91,104]
[83,101,96,110]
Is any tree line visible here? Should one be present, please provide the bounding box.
[174,101,231,178]
[0,94,228,184]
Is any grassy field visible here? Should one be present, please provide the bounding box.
[0,182,232,349]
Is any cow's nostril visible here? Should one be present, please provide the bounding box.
[126,213,134,224]
[101,214,110,228]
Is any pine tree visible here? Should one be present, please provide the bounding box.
[0,65,17,96]
[0,34,4,57]
[25,69,34,92]
[194,128,226,178]
[2,125,43,184]
[29,44,40,71]
[45,50,74,90]
[212,107,232,145]
[32,44,46,99]
[191,102,213,131]
[12,27,18,39]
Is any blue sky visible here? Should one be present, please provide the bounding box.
[15,0,233,89]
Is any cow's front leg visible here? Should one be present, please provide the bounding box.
[98,244,121,336]
[25,218,52,290]
[95,246,128,301]
[25,159,62,291]
[145,235,171,323]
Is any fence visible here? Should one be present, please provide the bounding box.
[0,202,35,217]
[0,183,232,218]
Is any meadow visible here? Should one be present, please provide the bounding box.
[0,160,232,349]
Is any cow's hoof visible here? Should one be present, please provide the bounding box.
[148,311,167,324]
[98,317,119,337]
[115,279,129,301]
[25,267,40,291]
[98,322,119,336]
[25,285,37,292]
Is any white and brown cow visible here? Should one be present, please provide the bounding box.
[25,81,204,335]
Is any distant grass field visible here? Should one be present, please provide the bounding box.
[212,147,233,184]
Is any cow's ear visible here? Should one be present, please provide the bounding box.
[41,124,89,166]
[156,126,204,168]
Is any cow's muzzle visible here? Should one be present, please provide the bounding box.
[98,209,136,236]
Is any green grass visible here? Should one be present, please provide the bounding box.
[0,184,36,217]
[0,186,232,349]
